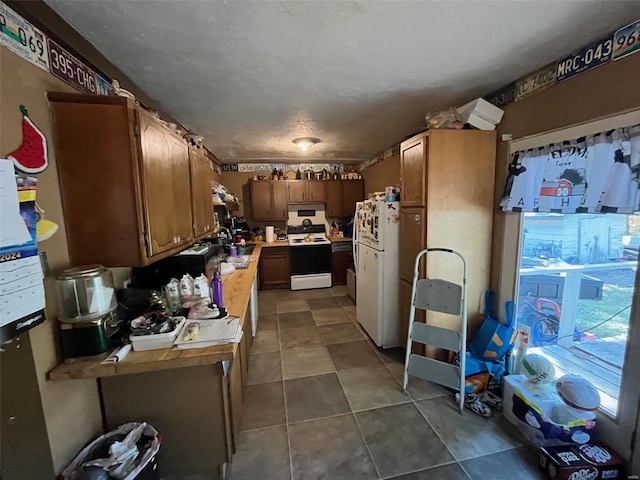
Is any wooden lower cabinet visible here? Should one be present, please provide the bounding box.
[229,308,253,450]
[331,246,352,286]
[399,207,426,282]
[228,355,244,451]
[259,247,290,289]
[101,365,229,478]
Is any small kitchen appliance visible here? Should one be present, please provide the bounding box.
[288,223,332,290]
[131,243,221,290]
[55,264,121,360]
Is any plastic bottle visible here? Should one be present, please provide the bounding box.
[211,271,224,310]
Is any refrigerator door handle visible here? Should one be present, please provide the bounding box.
[353,237,358,272]
[353,208,359,272]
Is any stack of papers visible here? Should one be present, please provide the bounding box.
[173,317,243,350]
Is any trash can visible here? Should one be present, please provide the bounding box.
[61,422,160,480]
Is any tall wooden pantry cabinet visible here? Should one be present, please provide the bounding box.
[398,129,496,358]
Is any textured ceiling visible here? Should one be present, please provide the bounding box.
[45,0,640,163]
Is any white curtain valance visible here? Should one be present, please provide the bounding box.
[500,124,640,213]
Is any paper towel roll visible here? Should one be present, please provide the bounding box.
[265,226,275,243]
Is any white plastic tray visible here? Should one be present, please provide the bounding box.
[129,317,186,352]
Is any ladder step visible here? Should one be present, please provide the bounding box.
[414,279,462,315]
[411,322,461,352]
[408,354,461,390]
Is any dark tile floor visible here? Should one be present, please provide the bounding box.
[227,287,545,480]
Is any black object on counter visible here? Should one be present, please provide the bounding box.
[131,244,220,290]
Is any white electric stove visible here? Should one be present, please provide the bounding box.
[287,224,332,290]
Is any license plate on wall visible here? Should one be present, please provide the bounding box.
[48,38,98,95]
[613,19,640,60]
[556,34,614,82]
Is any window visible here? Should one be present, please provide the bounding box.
[515,212,637,415]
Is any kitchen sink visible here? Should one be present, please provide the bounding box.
[240,244,256,255]
[223,243,255,256]
[222,244,256,269]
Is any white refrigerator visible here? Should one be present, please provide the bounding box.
[353,199,400,348]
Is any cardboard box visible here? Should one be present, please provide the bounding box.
[539,444,626,480]
[457,97,505,124]
[458,111,497,130]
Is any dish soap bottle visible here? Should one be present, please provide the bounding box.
[296,168,302,180]
[211,271,227,317]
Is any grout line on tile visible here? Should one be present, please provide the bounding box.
[378,459,464,480]
[320,338,366,346]
[240,421,288,434]
[457,459,474,479]
[282,369,336,382]
[286,410,357,427]
[412,394,460,464]
[332,371,382,479]
[350,398,413,414]
[350,410,383,480]
[453,443,531,463]
[276,304,295,480]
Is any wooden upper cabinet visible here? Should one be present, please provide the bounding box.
[189,149,214,239]
[139,115,177,257]
[341,180,364,218]
[169,138,193,246]
[139,115,192,257]
[48,93,195,267]
[250,180,288,221]
[287,181,306,203]
[325,180,364,218]
[272,181,288,219]
[307,181,325,202]
[325,181,343,217]
[250,181,273,221]
[287,180,326,204]
[400,135,427,207]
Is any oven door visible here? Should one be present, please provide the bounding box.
[290,244,332,276]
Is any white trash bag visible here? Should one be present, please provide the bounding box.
[61,422,160,480]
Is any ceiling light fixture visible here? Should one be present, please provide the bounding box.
[292,137,321,152]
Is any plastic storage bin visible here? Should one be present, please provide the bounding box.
[129,317,186,352]
[503,375,596,446]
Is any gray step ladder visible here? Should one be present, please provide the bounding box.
[403,248,468,414]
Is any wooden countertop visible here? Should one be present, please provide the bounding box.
[253,240,290,247]
[48,245,264,381]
